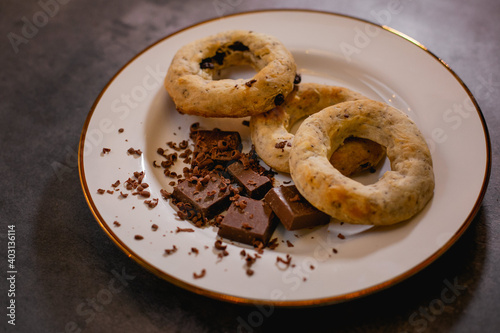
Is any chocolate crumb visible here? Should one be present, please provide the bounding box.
[118,128,124,133]
[276,254,292,269]
[214,239,227,251]
[267,238,279,250]
[337,233,345,239]
[128,147,142,156]
[113,221,121,227]
[241,223,253,230]
[134,235,144,240]
[151,224,158,231]
[97,189,105,194]
[193,269,206,279]
[190,122,200,133]
[102,148,111,154]
[164,245,178,255]
[286,240,294,247]
[176,227,195,233]
[139,190,151,198]
[145,198,158,208]
[160,189,172,200]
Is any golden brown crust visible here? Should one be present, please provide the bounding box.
[164,30,297,118]
[250,82,384,173]
[289,99,434,225]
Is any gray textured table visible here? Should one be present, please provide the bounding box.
[1,0,498,332]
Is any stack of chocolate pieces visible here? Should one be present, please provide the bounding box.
[171,129,331,247]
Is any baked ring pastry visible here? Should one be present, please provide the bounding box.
[164,30,297,118]
[289,99,434,225]
[250,82,385,174]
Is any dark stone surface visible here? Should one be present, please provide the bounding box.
[0,0,498,332]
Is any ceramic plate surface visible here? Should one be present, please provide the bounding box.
[79,10,490,306]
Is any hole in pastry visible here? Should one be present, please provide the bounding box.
[330,137,389,184]
[288,115,307,134]
[212,64,257,81]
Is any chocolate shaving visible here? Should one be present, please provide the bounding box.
[241,223,253,230]
[176,227,195,233]
[164,245,178,255]
[193,269,206,279]
[276,254,292,269]
[214,239,227,251]
[128,147,142,156]
[145,198,158,208]
[138,190,150,198]
[267,238,279,250]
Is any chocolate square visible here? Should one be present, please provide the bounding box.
[217,197,277,246]
[264,185,330,230]
[191,130,242,167]
[172,173,231,220]
[226,161,272,199]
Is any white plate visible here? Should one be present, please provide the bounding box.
[79,10,491,306]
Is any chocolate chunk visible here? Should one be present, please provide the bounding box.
[191,130,242,167]
[228,41,249,51]
[200,58,214,69]
[294,73,302,84]
[212,49,226,65]
[264,185,330,231]
[245,79,257,87]
[274,93,285,106]
[227,162,272,199]
[218,197,278,246]
[172,172,231,221]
